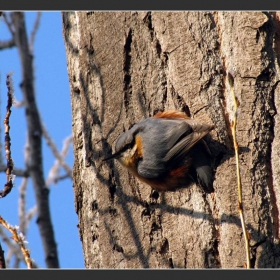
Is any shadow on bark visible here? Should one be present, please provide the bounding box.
[77,68,280,268]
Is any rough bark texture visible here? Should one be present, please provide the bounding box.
[63,11,280,268]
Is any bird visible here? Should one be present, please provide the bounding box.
[104,110,215,193]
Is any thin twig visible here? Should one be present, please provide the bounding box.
[0,165,28,177]
[12,98,25,108]
[228,72,251,269]
[46,135,73,186]
[0,39,15,50]
[18,177,37,235]
[18,178,28,235]
[0,216,33,268]
[0,73,15,198]
[2,13,14,36]
[42,125,73,178]
[0,226,38,268]
[26,206,37,224]
[0,226,18,268]
[29,12,42,54]
[51,173,72,184]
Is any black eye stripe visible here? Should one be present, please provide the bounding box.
[126,143,132,149]
[120,143,133,153]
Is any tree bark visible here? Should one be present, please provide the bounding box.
[63,11,280,268]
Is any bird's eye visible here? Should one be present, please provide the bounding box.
[120,142,133,153]
[125,143,133,150]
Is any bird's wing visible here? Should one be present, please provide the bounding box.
[137,116,214,179]
[136,121,192,179]
[165,121,193,150]
[163,120,214,163]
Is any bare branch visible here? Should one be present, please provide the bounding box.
[2,13,14,36]
[29,12,42,54]
[0,227,14,248]
[18,178,28,236]
[0,39,15,50]
[0,227,20,268]
[11,12,60,268]
[45,134,73,186]
[12,98,25,108]
[0,215,33,268]
[0,226,38,268]
[43,125,73,179]
[13,254,21,269]
[18,177,37,235]
[0,166,28,177]
[26,206,37,224]
[0,73,15,198]
[51,173,72,184]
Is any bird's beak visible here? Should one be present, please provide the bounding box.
[103,151,121,161]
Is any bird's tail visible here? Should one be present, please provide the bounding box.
[190,140,214,193]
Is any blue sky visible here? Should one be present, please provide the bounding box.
[0,12,84,268]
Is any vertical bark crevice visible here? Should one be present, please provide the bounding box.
[123,28,133,114]
[259,14,280,242]
[143,12,154,40]
[250,16,280,265]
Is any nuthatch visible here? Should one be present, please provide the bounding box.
[104,110,214,193]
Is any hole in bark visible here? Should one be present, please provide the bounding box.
[109,184,116,200]
[109,207,117,216]
[151,222,161,232]
[204,242,221,268]
[73,86,80,94]
[92,233,98,242]
[155,39,162,57]
[168,258,174,268]
[141,208,151,217]
[250,239,266,268]
[258,67,272,82]
[113,244,124,253]
[150,190,159,200]
[159,238,169,254]
[256,30,260,43]
[86,11,94,17]
[91,200,98,211]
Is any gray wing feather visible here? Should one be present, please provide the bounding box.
[166,122,193,149]
[164,121,213,163]
[137,118,213,179]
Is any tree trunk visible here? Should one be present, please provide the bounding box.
[62,11,280,268]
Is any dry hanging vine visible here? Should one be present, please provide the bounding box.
[228,71,251,269]
[0,73,15,198]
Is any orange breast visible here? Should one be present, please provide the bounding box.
[132,162,191,192]
[135,135,143,158]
